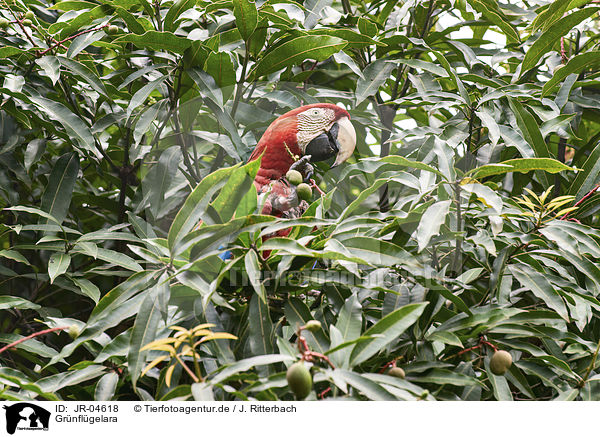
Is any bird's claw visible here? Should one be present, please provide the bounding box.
[290,155,314,182]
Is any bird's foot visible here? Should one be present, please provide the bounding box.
[289,155,314,182]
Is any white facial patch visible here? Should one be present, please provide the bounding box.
[296,107,336,152]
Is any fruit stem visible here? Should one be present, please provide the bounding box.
[0,326,69,355]
[309,179,325,197]
[38,24,110,56]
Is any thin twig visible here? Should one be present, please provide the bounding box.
[38,25,109,57]
[560,181,600,220]
[0,326,68,355]
[0,0,37,50]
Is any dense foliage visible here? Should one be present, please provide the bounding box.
[1,0,600,401]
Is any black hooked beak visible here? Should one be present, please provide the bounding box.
[305,122,340,164]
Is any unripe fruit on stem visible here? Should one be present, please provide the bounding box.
[24,11,35,20]
[296,183,312,201]
[388,366,405,379]
[490,350,512,375]
[106,25,119,35]
[0,18,9,29]
[303,320,321,332]
[22,19,32,26]
[286,362,312,400]
[285,169,302,186]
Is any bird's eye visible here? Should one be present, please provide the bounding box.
[311,109,320,115]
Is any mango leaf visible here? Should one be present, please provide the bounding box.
[35,56,60,85]
[94,372,118,401]
[510,264,569,321]
[248,294,273,355]
[40,152,79,225]
[209,354,294,385]
[233,0,258,41]
[284,297,329,354]
[127,76,167,117]
[48,253,71,284]
[542,51,600,96]
[245,250,266,303]
[521,8,599,74]
[164,0,196,31]
[129,279,166,387]
[469,158,575,179]
[530,0,573,32]
[114,31,192,53]
[417,200,452,252]
[355,59,395,105]
[252,35,346,78]
[0,296,41,311]
[333,369,397,400]
[71,277,101,303]
[29,96,98,158]
[168,165,238,253]
[350,303,427,366]
[470,0,520,44]
[569,140,600,202]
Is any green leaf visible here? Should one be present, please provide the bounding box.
[66,30,105,57]
[164,0,196,31]
[0,47,26,58]
[35,56,61,85]
[531,0,573,32]
[542,51,600,96]
[233,0,258,41]
[210,157,260,222]
[209,354,294,385]
[426,331,463,348]
[48,253,71,284]
[167,165,238,252]
[94,372,118,401]
[416,200,451,252]
[284,297,329,354]
[0,296,40,311]
[509,97,550,158]
[59,58,108,96]
[349,303,427,366]
[510,264,569,321]
[204,51,236,100]
[252,35,346,78]
[355,59,395,105]
[521,8,599,74]
[333,369,397,400]
[127,76,167,117]
[245,250,267,303]
[129,279,166,387]
[470,0,520,44]
[29,97,98,158]
[470,158,574,179]
[145,146,181,219]
[248,293,273,355]
[71,277,101,303]
[114,31,192,54]
[0,250,31,266]
[410,368,486,387]
[40,152,79,225]
[74,245,143,272]
[569,140,600,202]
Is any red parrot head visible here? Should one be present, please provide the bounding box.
[249,103,356,190]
